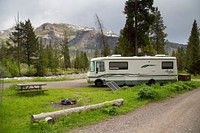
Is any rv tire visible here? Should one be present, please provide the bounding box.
[148,79,155,85]
[95,80,103,87]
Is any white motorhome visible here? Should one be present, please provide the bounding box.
[87,55,177,86]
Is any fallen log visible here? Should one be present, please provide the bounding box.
[45,116,54,124]
[31,98,124,123]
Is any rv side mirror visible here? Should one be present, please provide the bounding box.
[96,68,98,74]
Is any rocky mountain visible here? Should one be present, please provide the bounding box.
[0,27,15,40]
[35,23,118,56]
[165,41,187,55]
[0,23,118,57]
[0,22,185,57]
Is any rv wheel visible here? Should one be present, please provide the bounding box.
[148,79,155,85]
[95,80,103,87]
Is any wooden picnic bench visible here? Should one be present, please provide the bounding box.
[16,83,48,94]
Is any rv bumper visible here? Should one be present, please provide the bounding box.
[87,78,91,83]
[87,78,95,85]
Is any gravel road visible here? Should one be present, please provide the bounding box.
[43,79,91,89]
[70,88,200,133]
[4,79,92,89]
[3,73,90,89]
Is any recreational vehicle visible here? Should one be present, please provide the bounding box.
[87,55,177,86]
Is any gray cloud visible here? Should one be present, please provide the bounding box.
[0,0,199,44]
[154,0,200,44]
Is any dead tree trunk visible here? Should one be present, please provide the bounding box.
[31,98,124,123]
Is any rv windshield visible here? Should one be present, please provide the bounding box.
[89,61,95,72]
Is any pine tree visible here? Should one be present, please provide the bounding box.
[117,31,132,56]
[79,51,84,70]
[21,19,38,70]
[10,19,39,75]
[47,42,59,73]
[35,38,48,76]
[114,41,120,55]
[94,49,100,57]
[117,0,155,56]
[0,41,19,77]
[10,21,24,75]
[186,20,200,74]
[61,31,71,70]
[0,41,6,63]
[176,47,186,72]
[74,50,80,70]
[171,50,176,57]
[142,43,156,56]
[150,7,167,54]
[83,52,88,70]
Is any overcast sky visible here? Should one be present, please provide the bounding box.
[0,0,199,44]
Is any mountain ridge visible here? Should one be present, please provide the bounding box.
[0,22,186,57]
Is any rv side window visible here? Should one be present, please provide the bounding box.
[96,62,105,72]
[162,61,173,69]
[109,62,128,70]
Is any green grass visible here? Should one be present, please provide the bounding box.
[192,74,200,79]
[1,81,200,133]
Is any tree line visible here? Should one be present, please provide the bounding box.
[0,19,89,77]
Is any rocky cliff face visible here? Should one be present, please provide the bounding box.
[35,23,118,57]
[35,23,118,46]
[0,23,118,57]
[0,22,185,57]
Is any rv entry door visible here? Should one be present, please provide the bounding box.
[96,61,105,76]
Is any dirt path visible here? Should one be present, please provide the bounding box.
[70,88,200,133]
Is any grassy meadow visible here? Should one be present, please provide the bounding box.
[0,81,200,133]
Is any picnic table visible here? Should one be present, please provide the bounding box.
[16,83,48,93]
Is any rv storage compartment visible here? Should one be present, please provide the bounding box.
[178,74,191,81]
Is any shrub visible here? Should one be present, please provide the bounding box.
[3,69,12,78]
[164,81,198,93]
[120,86,130,90]
[102,106,118,115]
[185,81,198,88]
[152,83,161,89]
[163,83,176,92]
[2,59,19,77]
[31,120,50,132]
[25,69,36,76]
[179,82,190,90]
[174,84,184,91]
[137,85,157,99]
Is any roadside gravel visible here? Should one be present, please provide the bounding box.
[69,88,200,133]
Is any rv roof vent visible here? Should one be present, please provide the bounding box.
[111,54,121,57]
[155,54,166,57]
